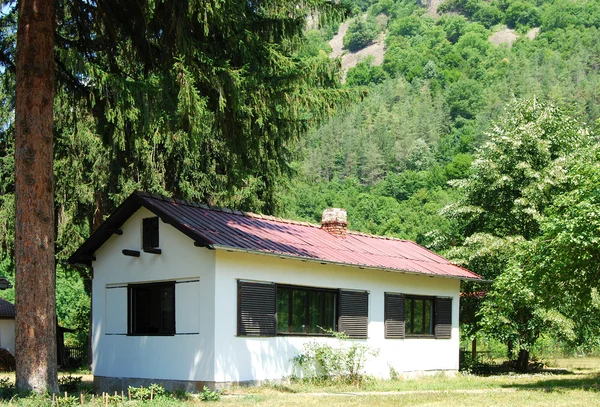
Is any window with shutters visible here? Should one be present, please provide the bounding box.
[276,286,337,334]
[142,217,159,250]
[128,282,175,335]
[385,293,453,339]
[238,281,368,338]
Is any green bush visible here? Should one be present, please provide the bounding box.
[343,16,379,52]
[127,383,167,401]
[58,375,82,393]
[445,78,484,120]
[292,330,379,385]
[0,377,14,399]
[199,386,221,402]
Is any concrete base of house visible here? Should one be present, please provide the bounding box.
[395,369,458,380]
[94,370,458,393]
[94,376,269,393]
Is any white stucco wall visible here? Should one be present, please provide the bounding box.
[213,251,461,383]
[92,207,216,382]
[0,319,15,355]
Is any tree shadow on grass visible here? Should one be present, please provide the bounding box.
[503,373,600,393]
[467,363,570,376]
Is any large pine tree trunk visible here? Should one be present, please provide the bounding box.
[14,0,58,393]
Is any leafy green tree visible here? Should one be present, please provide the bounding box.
[0,0,352,253]
[529,144,600,348]
[505,2,541,31]
[368,0,397,17]
[346,58,389,87]
[444,153,472,180]
[445,98,589,371]
[437,15,469,44]
[397,138,434,171]
[438,0,483,18]
[389,15,426,37]
[472,4,504,28]
[445,78,484,121]
[343,15,380,51]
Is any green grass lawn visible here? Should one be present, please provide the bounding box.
[0,357,598,406]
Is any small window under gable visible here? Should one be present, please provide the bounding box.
[142,216,160,251]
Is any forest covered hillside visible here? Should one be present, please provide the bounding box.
[279,0,600,244]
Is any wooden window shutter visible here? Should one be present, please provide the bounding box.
[143,217,159,249]
[384,293,405,339]
[143,218,151,249]
[150,217,159,248]
[338,290,369,339]
[434,297,452,339]
[237,281,276,337]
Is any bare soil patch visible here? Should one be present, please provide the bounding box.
[329,17,386,82]
[329,20,350,59]
[526,27,540,40]
[489,28,519,47]
[425,0,444,17]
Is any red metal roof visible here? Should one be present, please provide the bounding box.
[69,192,481,280]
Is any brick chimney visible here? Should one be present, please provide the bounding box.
[321,208,348,237]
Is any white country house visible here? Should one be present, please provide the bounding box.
[68,192,481,391]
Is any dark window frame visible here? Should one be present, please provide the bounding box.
[405,295,434,338]
[276,284,338,336]
[128,281,175,336]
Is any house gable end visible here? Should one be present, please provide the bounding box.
[68,192,214,266]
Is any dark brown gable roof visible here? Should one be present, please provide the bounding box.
[68,192,481,280]
[0,298,15,319]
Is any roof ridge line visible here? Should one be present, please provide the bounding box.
[139,193,445,245]
[141,192,323,228]
[346,229,411,242]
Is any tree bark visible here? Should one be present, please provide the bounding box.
[516,349,529,373]
[14,0,58,393]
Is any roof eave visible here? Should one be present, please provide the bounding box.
[210,244,483,282]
